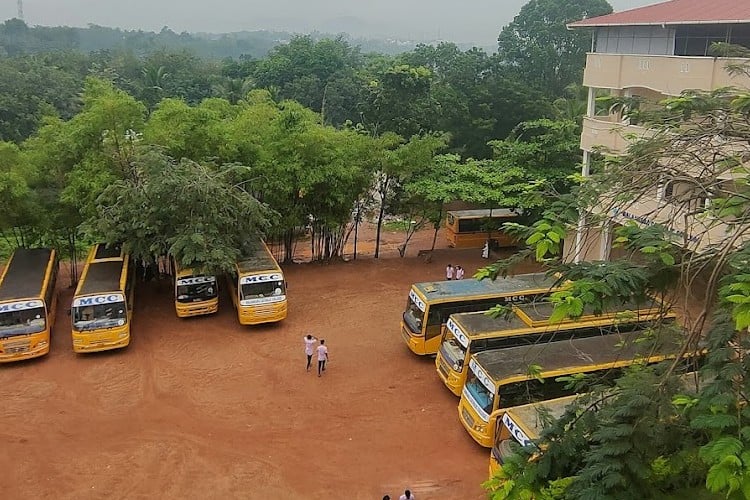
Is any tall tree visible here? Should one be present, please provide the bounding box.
[497,0,612,96]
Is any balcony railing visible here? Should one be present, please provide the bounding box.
[581,116,649,154]
[583,53,750,95]
[598,193,738,253]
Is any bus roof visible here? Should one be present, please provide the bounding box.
[505,395,580,439]
[447,208,521,219]
[92,243,123,261]
[453,300,671,336]
[0,248,54,301]
[77,260,127,296]
[413,273,556,304]
[472,330,679,386]
[236,242,280,275]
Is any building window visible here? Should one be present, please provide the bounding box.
[674,24,733,56]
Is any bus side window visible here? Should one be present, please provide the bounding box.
[426,308,441,326]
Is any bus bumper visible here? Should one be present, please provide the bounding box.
[458,404,493,448]
[72,327,130,353]
[176,298,219,318]
[239,302,287,325]
[436,356,464,397]
[401,324,430,355]
[0,339,49,362]
[489,456,500,479]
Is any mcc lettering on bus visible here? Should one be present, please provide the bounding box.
[0,300,44,312]
[409,289,426,312]
[469,357,496,393]
[240,273,283,285]
[72,294,125,308]
[176,276,216,286]
[502,412,533,447]
[447,317,469,348]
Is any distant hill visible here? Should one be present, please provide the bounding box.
[0,19,492,59]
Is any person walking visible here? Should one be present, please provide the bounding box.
[445,263,454,280]
[455,265,465,280]
[317,339,329,377]
[399,490,415,500]
[303,334,317,371]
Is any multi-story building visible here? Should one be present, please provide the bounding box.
[564,0,750,262]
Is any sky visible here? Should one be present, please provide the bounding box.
[2,0,658,45]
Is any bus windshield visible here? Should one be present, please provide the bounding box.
[0,308,46,338]
[177,279,217,303]
[241,280,285,301]
[73,302,127,331]
[440,330,468,369]
[403,297,425,334]
[466,370,495,418]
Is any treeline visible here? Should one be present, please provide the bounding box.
[0,19,425,59]
[0,0,609,270]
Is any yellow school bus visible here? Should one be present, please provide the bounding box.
[71,244,134,353]
[0,248,58,362]
[445,208,521,249]
[437,300,674,396]
[227,240,287,325]
[489,394,579,477]
[173,260,218,318]
[401,273,558,355]
[457,330,695,448]
[487,370,705,478]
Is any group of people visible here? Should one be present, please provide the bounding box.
[445,263,465,281]
[383,490,415,500]
[303,334,329,376]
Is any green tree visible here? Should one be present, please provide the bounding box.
[497,0,612,96]
[88,147,273,272]
[482,84,750,499]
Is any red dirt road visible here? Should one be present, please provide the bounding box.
[1,230,533,499]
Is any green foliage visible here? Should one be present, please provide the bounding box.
[88,147,272,272]
[496,0,612,96]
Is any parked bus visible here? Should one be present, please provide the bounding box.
[227,240,287,325]
[173,259,218,318]
[401,273,558,356]
[457,330,694,447]
[0,248,58,362]
[71,244,134,353]
[445,208,522,249]
[489,394,579,476]
[488,370,705,477]
[437,300,674,396]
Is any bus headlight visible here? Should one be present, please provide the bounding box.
[473,423,486,433]
[37,341,48,348]
[118,332,128,338]
[73,339,83,345]
[453,363,460,371]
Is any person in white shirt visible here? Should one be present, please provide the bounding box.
[446,263,454,280]
[303,334,317,371]
[317,339,329,377]
[455,265,465,280]
[399,490,415,500]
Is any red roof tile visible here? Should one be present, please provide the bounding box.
[569,0,750,28]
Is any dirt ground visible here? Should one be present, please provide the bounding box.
[0,227,539,499]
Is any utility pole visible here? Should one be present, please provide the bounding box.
[17,0,24,20]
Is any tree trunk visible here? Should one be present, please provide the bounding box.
[374,176,390,259]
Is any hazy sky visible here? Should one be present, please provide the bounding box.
[2,0,658,45]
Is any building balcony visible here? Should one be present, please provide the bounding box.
[581,116,649,154]
[583,53,750,95]
[599,194,739,254]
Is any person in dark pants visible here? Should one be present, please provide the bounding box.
[316,339,329,377]
[304,334,317,371]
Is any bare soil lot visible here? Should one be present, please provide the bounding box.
[0,228,535,499]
